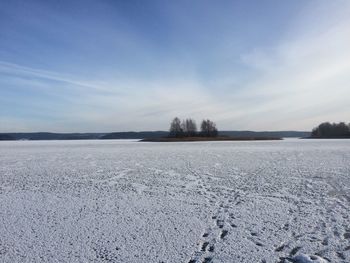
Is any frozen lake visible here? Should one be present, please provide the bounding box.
[1,139,349,262]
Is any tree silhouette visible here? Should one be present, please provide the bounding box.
[311,122,350,138]
[169,117,218,138]
[200,119,218,137]
[181,118,197,137]
[169,117,183,137]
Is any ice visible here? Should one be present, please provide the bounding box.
[0,139,350,262]
[292,254,328,263]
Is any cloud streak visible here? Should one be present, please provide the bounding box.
[0,1,349,132]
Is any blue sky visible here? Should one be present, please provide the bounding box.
[1,0,349,132]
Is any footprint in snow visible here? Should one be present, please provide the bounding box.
[275,243,286,252]
[202,257,213,263]
[201,242,209,251]
[216,219,224,228]
[289,246,302,256]
[220,230,228,239]
[208,245,215,252]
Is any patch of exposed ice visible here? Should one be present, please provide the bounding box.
[292,254,328,263]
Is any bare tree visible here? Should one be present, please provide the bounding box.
[181,118,197,137]
[200,119,218,137]
[186,118,197,137]
[169,117,183,137]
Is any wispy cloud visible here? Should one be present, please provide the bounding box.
[227,2,350,129]
[1,1,349,132]
[0,61,124,95]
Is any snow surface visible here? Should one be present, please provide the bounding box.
[0,139,349,262]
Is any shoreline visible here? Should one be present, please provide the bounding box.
[303,137,350,139]
[140,136,283,142]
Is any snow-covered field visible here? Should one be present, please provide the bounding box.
[0,139,349,263]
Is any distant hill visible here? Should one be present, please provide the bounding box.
[219,131,310,138]
[0,134,15,140]
[0,132,105,140]
[0,130,310,141]
[100,131,168,139]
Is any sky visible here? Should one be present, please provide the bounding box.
[0,0,350,132]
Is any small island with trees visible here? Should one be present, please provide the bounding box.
[140,117,282,142]
[309,122,350,138]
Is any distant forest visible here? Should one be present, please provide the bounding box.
[311,122,350,138]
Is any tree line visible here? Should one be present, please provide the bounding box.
[311,122,350,138]
[169,117,218,137]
